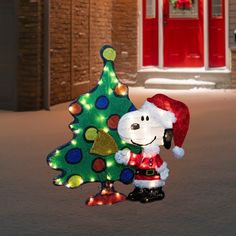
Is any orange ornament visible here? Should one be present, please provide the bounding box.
[114,84,128,96]
[69,103,82,115]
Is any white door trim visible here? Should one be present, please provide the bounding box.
[225,0,230,69]
[204,0,209,69]
[158,0,164,68]
[137,0,143,70]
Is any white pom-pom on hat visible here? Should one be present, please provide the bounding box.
[172,146,185,159]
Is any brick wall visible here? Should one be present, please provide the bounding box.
[112,0,138,84]
[229,0,236,88]
[17,0,43,110]
[50,0,72,105]
[50,0,112,105]
[16,1,137,109]
[71,0,89,99]
[231,49,236,88]
[90,0,112,87]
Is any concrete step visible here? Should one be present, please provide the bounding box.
[145,78,216,90]
[135,68,232,89]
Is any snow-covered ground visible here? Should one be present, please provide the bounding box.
[0,88,236,236]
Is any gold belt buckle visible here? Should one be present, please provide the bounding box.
[146,169,155,176]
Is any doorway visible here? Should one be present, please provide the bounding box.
[142,0,226,68]
[163,0,204,67]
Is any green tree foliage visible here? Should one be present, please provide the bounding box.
[47,46,141,190]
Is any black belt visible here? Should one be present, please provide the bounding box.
[136,169,159,176]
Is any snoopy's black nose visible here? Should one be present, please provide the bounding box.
[131,123,140,130]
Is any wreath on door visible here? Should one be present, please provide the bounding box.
[170,0,193,10]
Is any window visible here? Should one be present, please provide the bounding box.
[212,0,222,17]
[146,0,156,19]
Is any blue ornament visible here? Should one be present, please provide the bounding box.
[65,148,82,164]
[95,96,109,109]
[120,168,134,184]
[128,105,137,112]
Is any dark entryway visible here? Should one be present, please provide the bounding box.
[0,0,17,110]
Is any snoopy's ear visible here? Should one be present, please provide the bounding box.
[163,129,173,149]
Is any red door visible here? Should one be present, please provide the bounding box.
[143,0,158,66]
[208,0,225,67]
[163,0,204,67]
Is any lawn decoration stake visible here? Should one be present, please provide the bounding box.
[115,94,190,203]
[47,45,141,206]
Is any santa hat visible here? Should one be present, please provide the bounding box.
[140,94,190,159]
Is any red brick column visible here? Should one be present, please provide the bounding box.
[50,0,112,105]
[71,0,89,98]
[231,49,236,88]
[90,0,112,87]
[50,0,72,105]
[112,0,138,84]
[17,0,43,110]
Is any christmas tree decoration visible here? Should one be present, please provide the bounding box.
[47,45,141,206]
[170,0,193,10]
[115,94,190,203]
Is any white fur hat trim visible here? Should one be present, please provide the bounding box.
[140,101,176,128]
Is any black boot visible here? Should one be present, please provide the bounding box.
[140,187,165,203]
[127,187,146,201]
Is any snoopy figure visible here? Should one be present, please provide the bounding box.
[115,94,190,203]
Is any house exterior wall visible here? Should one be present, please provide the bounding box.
[70,0,90,99]
[112,0,138,83]
[14,0,236,111]
[50,1,72,105]
[90,0,112,87]
[229,0,236,88]
[50,0,112,106]
[231,49,236,88]
[16,0,112,109]
[17,0,43,110]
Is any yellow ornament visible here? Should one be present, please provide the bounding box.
[67,175,83,188]
[85,127,98,141]
[103,48,116,61]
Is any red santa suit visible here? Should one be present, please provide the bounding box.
[115,146,169,189]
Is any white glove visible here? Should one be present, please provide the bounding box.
[115,150,130,165]
[159,168,169,181]
[156,162,169,181]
